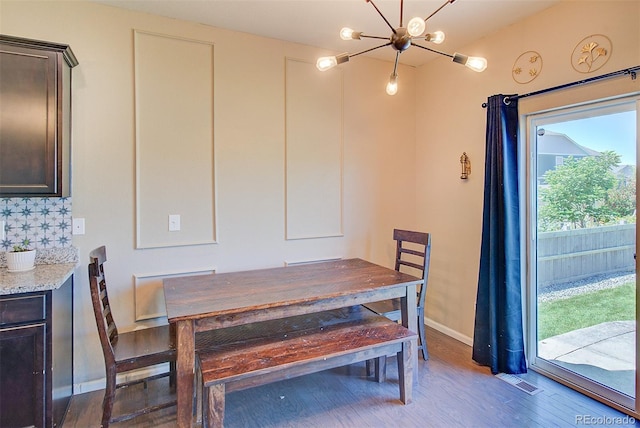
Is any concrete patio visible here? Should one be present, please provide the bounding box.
[538,321,635,396]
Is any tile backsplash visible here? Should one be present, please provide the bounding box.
[1,197,73,251]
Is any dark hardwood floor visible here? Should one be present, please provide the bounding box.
[63,327,636,427]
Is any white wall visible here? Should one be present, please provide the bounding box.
[1,0,417,389]
[416,0,640,342]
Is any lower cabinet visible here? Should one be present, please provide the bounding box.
[0,323,46,426]
[0,276,73,427]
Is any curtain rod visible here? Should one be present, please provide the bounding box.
[481,65,640,108]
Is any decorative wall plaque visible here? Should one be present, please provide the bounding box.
[571,34,612,73]
[512,51,542,84]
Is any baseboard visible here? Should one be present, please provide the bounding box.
[424,317,473,346]
[74,364,171,395]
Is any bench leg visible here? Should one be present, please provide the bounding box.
[365,359,374,377]
[397,340,414,405]
[374,356,386,383]
[204,384,225,428]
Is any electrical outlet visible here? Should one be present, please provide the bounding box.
[72,218,85,235]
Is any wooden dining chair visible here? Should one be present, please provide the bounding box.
[364,229,432,360]
[88,246,177,427]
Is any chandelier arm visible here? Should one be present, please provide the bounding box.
[400,0,404,27]
[392,51,400,76]
[412,43,454,59]
[424,0,456,22]
[360,34,392,41]
[366,0,397,34]
[349,42,392,58]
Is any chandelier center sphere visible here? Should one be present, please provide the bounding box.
[390,27,411,52]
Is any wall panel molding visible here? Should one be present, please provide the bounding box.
[134,30,216,249]
[283,256,342,266]
[133,267,215,321]
[284,57,343,240]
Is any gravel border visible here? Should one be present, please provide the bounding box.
[538,272,636,303]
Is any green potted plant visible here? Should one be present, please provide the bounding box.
[6,239,36,272]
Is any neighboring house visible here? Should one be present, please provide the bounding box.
[612,164,635,185]
[537,129,635,184]
[536,129,600,183]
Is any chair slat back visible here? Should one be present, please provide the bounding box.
[393,229,432,308]
[88,246,118,365]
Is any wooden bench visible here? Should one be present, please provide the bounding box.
[196,305,417,427]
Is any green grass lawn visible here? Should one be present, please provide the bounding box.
[538,282,636,340]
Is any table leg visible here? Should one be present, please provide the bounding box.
[176,319,195,428]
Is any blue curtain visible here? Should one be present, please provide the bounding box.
[472,94,527,375]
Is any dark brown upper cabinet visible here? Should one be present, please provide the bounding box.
[0,35,78,197]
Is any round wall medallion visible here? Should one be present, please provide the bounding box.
[512,51,542,84]
[571,34,612,73]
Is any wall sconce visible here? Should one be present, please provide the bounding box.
[460,152,471,179]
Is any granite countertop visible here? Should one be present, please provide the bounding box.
[0,247,79,295]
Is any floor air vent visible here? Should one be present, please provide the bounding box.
[495,373,543,395]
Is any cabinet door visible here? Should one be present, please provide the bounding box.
[0,323,46,428]
[0,43,58,195]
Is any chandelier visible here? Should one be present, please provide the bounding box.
[316,0,487,95]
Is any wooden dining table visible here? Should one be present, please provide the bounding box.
[163,258,422,427]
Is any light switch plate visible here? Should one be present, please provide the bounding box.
[0,221,4,240]
[169,215,181,232]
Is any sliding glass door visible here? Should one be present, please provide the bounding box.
[527,96,638,413]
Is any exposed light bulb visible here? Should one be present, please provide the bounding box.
[452,53,488,72]
[430,30,445,44]
[386,74,398,96]
[340,27,355,40]
[317,56,337,71]
[407,17,426,37]
[465,56,488,72]
[316,53,350,71]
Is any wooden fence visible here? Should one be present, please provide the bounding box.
[537,224,635,289]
